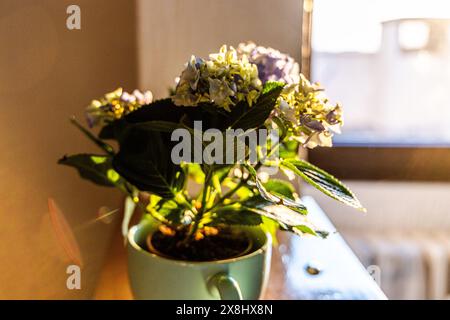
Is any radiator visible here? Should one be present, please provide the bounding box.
[344,231,450,300]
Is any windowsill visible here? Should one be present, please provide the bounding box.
[94,198,386,300]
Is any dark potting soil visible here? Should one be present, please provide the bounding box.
[148,228,252,262]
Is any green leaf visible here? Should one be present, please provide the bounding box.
[281,159,365,211]
[293,225,317,236]
[98,122,117,140]
[186,163,205,184]
[272,116,288,140]
[240,195,273,209]
[244,163,307,215]
[98,98,194,140]
[125,98,231,131]
[58,154,122,187]
[112,127,185,198]
[240,199,313,231]
[156,199,185,224]
[279,139,299,159]
[260,216,279,245]
[228,81,285,130]
[210,206,263,226]
[263,179,296,200]
[131,120,183,133]
[282,224,329,239]
[262,81,285,94]
[125,98,192,124]
[210,165,233,196]
[239,196,327,238]
[212,174,222,195]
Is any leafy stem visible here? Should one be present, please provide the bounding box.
[70,117,115,155]
[121,182,172,226]
[187,167,213,239]
[208,140,282,211]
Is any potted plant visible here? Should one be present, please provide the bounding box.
[59,43,364,300]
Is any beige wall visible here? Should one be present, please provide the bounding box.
[305,181,450,233]
[137,0,303,97]
[0,0,303,298]
[0,0,137,298]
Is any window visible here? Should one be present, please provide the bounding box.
[307,0,450,180]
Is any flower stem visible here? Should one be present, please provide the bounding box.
[187,167,213,240]
[209,141,282,211]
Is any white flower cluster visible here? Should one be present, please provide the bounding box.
[85,88,153,127]
[277,75,343,148]
[172,45,262,111]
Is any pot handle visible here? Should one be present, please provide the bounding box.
[209,272,243,300]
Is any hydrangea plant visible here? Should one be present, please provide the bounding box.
[59,44,364,253]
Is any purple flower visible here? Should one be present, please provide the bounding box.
[237,42,300,84]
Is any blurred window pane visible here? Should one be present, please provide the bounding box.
[311,0,450,144]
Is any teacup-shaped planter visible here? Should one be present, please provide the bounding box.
[127,220,272,300]
[59,45,364,300]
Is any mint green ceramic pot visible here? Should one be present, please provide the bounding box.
[127,220,272,300]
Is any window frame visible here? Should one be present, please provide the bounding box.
[303,0,450,181]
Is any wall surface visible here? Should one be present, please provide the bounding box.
[137,0,303,97]
[304,181,450,232]
[0,0,302,299]
[0,0,137,298]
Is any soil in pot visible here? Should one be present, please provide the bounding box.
[147,227,253,262]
